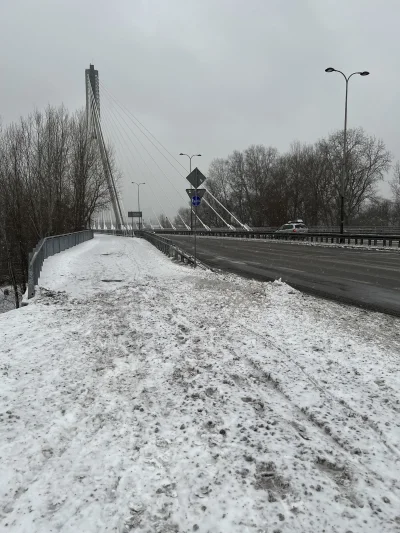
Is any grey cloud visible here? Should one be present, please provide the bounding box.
[1,0,398,217]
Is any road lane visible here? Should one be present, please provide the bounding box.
[167,235,400,315]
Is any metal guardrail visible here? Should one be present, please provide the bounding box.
[93,229,205,266]
[95,226,400,235]
[27,230,94,299]
[152,225,400,234]
[252,226,400,234]
[152,229,400,248]
[138,231,207,267]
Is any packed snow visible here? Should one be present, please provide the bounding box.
[1,234,400,533]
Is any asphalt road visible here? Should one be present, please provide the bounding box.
[167,235,400,316]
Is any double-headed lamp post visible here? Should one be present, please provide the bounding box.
[132,181,145,230]
[179,153,201,231]
[325,67,369,235]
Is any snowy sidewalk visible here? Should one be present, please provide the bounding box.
[1,234,400,533]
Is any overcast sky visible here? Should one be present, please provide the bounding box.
[1,0,399,222]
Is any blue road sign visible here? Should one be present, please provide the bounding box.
[192,196,201,207]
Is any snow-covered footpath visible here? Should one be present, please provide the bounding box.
[1,235,400,533]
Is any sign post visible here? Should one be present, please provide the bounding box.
[185,173,206,267]
[194,192,197,267]
[186,168,206,231]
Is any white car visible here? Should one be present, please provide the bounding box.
[275,220,309,234]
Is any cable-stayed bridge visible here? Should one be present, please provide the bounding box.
[85,64,249,233]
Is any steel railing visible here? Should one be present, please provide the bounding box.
[27,230,94,299]
[150,229,400,248]
[95,225,400,234]
[93,229,131,236]
[137,231,209,268]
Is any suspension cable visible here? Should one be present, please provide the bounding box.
[101,101,188,230]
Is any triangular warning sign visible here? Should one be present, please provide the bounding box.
[186,188,206,199]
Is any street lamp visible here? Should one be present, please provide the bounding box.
[179,153,202,231]
[179,153,202,173]
[132,181,145,230]
[325,67,369,235]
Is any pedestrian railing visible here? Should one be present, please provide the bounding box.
[93,229,131,236]
[27,230,93,299]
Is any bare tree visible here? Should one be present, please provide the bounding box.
[205,128,392,228]
[0,105,116,305]
[389,162,400,225]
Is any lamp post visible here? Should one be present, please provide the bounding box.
[132,181,145,230]
[179,153,201,231]
[325,68,369,235]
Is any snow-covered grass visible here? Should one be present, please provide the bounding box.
[1,234,400,533]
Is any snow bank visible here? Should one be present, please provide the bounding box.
[1,234,400,533]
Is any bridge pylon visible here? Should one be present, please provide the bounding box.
[85,64,125,229]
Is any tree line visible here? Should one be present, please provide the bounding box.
[174,128,398,228]
[0,105,113,307]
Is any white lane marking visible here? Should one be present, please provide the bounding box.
[244,262,304,274]
[344,278,372,285]
[215,256,250,266]
[276,266,304,274]
[214,257,306,273]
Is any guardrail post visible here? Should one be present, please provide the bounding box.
[28,252,35,298]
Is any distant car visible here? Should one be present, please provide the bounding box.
[275,220,309,234]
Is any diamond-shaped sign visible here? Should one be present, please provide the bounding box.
[186,167,206,189]
[186,188,206,199]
